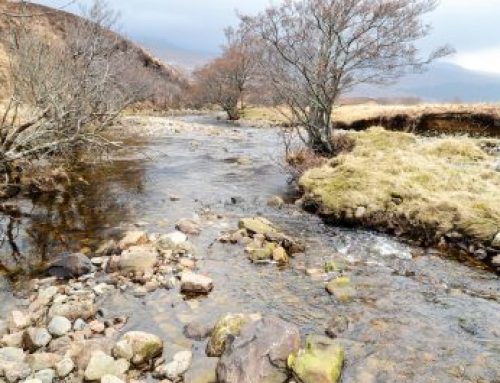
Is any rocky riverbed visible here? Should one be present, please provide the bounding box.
[0,115,499,383]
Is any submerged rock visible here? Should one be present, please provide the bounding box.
[176,218,201,235]
[118,246,158,273]
[246,242,276,262]
[217,316,301,383]
[325,315,349,339]
[326,276,356,302]
[184,356,218,383]
[46,253,93,279]
[288,335,344,383]
[267,196,285,209]
[206,313,260,357]
[183,321,213,341]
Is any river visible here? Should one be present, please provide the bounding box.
[0,115,499,382]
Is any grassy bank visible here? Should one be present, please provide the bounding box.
[299,127,500,264]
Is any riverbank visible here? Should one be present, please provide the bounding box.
[299,127,500,271]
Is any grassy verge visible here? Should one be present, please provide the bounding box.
[299,127,500,267]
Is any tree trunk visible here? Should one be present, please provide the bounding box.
[308,106,332,155]
[226,106,241,121]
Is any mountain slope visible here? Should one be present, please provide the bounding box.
[0,0,187,102]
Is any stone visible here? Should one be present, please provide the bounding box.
[492,232,500,248]
[325,315,349,339]
[96,240,119,256]
[491,254,500,268]
[264,232,306,255]
[288,335,344,383]
[93,283,113,296]
[119,231,148,249]
[0,347,30,382]
[73,318,87,331]
[114,331,163,366]
[8,311,30,332]
[180,272,213,295]
[0,332,23,348]
[176,218,201,235]
[47,316,72,337]
[160,232,188,246]
[101,375,125,383]
[184,357,218,383]
[119,246,158,273]
[183,321,213,341]
[68,339,113,371]
[267,196,284,209]
[49,299,96,321]
[272,247,289,264]
[24,380,42,383]
[55,357,74,378]
[23,328,52,352]
[217,316,301,383]
[326,276,356,302]
[112,340,134,362]
[179,258,196,269]
[46,253,93,279]
[84,351,129,381]
[246,242,276,262]
[155,350,192,380]
[38,287,58,302]
[89,320,105,334]
[206,313,260,357]
[33,369,55,383]
[238,217,277,236]
[0,321,7,338]
[26,353,61,372]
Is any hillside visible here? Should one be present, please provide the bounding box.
[0,0,187,104]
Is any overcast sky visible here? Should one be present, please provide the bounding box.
[35,0,500,74]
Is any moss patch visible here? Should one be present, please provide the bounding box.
[300,127,500,252]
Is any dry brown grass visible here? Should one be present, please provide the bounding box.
[300,127,500,247]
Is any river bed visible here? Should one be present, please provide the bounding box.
[1,115,499,382]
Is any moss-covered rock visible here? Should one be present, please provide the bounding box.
[325,276,355,302]
[246,242,277,262]
[238,217,278,236]
[115,331,163,366]
[272,246,289,264]
[206,313,260,357]
[288,335,344,383]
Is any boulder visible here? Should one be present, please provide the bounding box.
[206,313,260,357]
[118,246,158,273]
[272,247,289,264]
[184,356,218,383]
[118,231,148,249]
[158,232,188,247]
[288,335,344,383]
[246,242,276,262]
[84,351,129,381]
[101,375,125,383]
[155,350,192,380]
[113,331,163,366]
[264,232,306,255]
[26,353,61,371]
[217,316,301,383]
[325,276,356,302]
[46,253,93,279]
[47,316,72,337]
[48,299,96,321]
[180,272,213,295]
[176,218,201,235]
[23,328,52,352]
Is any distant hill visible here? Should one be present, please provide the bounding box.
[352,62,500,103]
[0,0,187,103]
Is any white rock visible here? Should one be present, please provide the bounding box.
[23,328,52,351]
[55,357,74,378]
[112,340,133,362]
[84,351,129,381]
[157,350,192,380]
[73,319,87,331]
[38,287,58,301]
[101,375,125,383]
[93,283,113,296]
[48,317,72,337]
[8,311,30,332]
[180,272,214,294]
[163,231,188,245]
[33,369,55,383]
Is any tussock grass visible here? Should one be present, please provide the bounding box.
[300,127,500,245]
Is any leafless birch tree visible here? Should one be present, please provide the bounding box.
[242,0,453,154]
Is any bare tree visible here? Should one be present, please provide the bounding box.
[191,28,255,120]
[242,0,453,154]
[0,0,150,183]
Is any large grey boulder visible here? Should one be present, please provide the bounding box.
[46,253,93,279]
[217,316,301,383]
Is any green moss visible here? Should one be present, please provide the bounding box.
[288,335,344,383]
[300,127,500,247]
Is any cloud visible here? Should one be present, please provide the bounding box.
[447,47,500,75]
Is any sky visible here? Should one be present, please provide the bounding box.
[35,0,500,74]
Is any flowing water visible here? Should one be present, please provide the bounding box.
[1,116,499,382]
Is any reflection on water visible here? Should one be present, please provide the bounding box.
[0,115,498,382]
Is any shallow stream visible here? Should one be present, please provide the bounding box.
[1,116,499,382]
